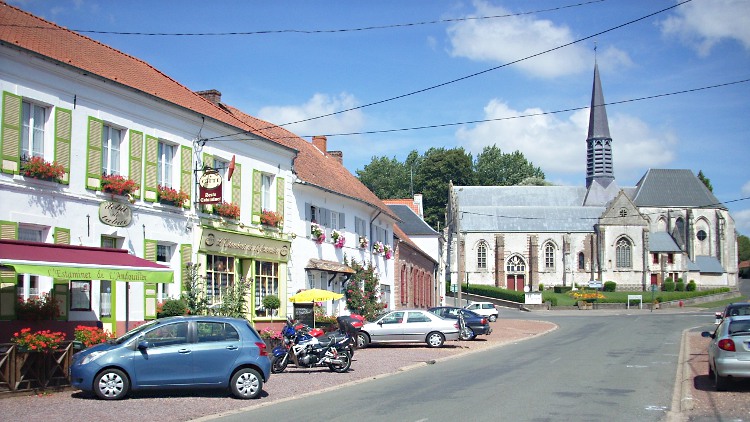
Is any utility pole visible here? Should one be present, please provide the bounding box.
[455,185,463,307]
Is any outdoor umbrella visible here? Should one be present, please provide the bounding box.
[288,288,344,328]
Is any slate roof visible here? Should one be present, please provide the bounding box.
[386,204,437,236]
[648,232,682,253]
[587,63,611,140]
[0,3,396,220]
[687,256,725,273]
[632,169,725,209]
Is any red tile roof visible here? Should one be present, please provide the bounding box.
[0,2,396,219]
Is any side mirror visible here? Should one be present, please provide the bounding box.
[701,331,714,339]
[137,340,150,350]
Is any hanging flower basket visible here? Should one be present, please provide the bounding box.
[373,241,385,254]
[214,201,241,219]
[310,222,325,244]
[21,156,65,182]
[260,209,283,228]
[384,244,392,259]
[331,230,345,248]
[101,174,139,196]
[157,185,189,207]
[359,237,369,249]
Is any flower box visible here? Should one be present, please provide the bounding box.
[260,209,283,228]
[21,156,65,182]
[214,201,241,219]
[158,185,189,207]
[101,174,139,196]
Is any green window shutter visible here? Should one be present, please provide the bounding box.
[276,176,285,224]
[54,108,72,184]
[180,244,193,285]
[144,239,158,320]
[251,169,262,224]
[53,227,71,321]
[0,220,18,240]
[180,145,192,209]
[144,135,158,202]
[86,116,103,190]
[129,130,144,201]
[1,91,22,175]
[232,162,242,209]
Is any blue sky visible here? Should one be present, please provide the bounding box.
[10,0,750,235]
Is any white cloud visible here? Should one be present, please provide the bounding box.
[742,180,750,196]
[734,209,750,237]
[446,0,630,78]
[660,0,750,56]
[455,99,675,181]
[257,92,365,139]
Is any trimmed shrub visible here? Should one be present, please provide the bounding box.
[686,280,697,291]
[158,299,188,317]
[675,281,685,291]
[603,281,617,292]
[662,281,676,292]
[554,286,573,293]
[538,283,544,292]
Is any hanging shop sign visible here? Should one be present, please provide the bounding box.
[199,169,223,204]
[99,201,133,227]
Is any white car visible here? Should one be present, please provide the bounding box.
[357,309,460,348]
[464,302,498,322]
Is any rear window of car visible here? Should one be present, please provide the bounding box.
[729,320,750,335]
[726,305,750,317]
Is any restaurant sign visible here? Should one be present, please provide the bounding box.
[199,169,223,204]
[200,228,290,262]
[99,201,132,227]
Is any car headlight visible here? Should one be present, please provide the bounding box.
[80,350,107,365]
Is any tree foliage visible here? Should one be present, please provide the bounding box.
[345,259,387,320]
[697,170,713,192]
[414,147,474,229]
[739,234,750,262]
[474,145,545,186]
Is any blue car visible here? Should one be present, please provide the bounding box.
[70,316,271,400]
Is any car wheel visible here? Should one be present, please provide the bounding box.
[357,332,370,349]
[426,332,445,348]
[713,364,728,391]
[489,315,497,322]
[329,350,352,373]
[459,327,475,341]
[230,368,263,399]
[271,354,288,374]
[94,368,130,400]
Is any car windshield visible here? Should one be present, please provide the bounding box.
[114,320,159,344]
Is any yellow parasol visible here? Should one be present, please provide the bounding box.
[288,288,344,303]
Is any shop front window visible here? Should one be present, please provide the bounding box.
[255,260,279,317]
[71,280,92,311]
[206,255,235,306]
[100,280,112,317]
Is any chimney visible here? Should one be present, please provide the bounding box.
[312,135,327,152]
[413,193,424,218]
[196,89,222,105]
[328,150,343,165]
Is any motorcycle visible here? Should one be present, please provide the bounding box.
[271,317,352,373]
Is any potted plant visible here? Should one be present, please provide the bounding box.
[214,201,241,219]
[20,156,65,182]
[384,244,392,259]
[157,185,189,207]
[101,174,139,196]
[259,327,282,349]
[372,241,384,255]
[311,222,325,243]
[262,294,281,318]
[11,328,66,353]
[331,230,345,248]
[260,209,283,228]
[359,236,369,249]
[15,293,59,320]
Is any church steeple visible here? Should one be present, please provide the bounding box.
[585,63,614,189]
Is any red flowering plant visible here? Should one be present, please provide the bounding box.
[21,156,65,182]
[214,201,241,219]
[331,230,345,248]
[11,328,66,352]
[260,209,283,228]
[15,293,60,320]
[101,174,139,196]
[74,325,114,348]
[158,185,189,207]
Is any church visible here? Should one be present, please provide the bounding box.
[447,65,738,292]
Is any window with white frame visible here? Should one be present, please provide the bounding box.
[206,255,235,305]
[101,124,122,176]
[157,141,175,188]
[16,226,44,300]
[71,280,92,311]
[477,242,487,269]
[100,280,112,317]
[544,242,555,270]
[156,244,173,301]
[616,237,632,268]
[354,216,367,239]
[214,157,230,200]
[261,173,273,210]
[255,261,279,317]
[21,100,46,160]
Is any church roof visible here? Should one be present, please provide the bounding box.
[648,232,682,252]
[632,169,725,209]
[587,63,611,140]
[456,186,588,208]
[687,256,725,273]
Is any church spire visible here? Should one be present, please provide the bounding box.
[585,63,614,189]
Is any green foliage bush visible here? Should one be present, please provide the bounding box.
[675,281,685,291]
[464,284,525,302]
[554,286,573,293]
[603,281,617,292]
[158,299,187,318]
[538,283,544,291]
[262,294,281,311]
[686,280,697,291]
[662,281,676,292]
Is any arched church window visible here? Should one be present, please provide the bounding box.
[544,242,555,270]
[506,255,526,274]
[616,237,632,268]
[477,242,487,269]
[578,252,585,270]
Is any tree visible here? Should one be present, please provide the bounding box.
[356,155,411,199]
[697,170,713,192]
[414,147,474,229]
[474,145,545,186]
[739,234,750,262]
[345,259,386,320]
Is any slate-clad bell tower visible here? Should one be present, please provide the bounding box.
[585,63,614,189]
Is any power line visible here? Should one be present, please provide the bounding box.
[3,1,605,36]
[204,0,693,142]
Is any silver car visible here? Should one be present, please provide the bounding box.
[702,315,750,390]
[357,309,460,348]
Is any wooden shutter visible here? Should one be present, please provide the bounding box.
[275,177,285,226]
[1,91,22,174]
[0,220,18,320]
[251,169,262,224]
[53,227,71,320]
[143,135,158,202]
[339,212,346,230]
[143,239,158,320]
[180,244,193,286]
[54,108,72,184]
[231,162,242,211]
[129,130,144,201]
[180,145,192,209]
[85,116,103,189]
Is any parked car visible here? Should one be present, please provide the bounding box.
[714,302,750,324]
[70,316,271,400]
[428,306,492,340]
[464,302,499,322]
[357,309,460,348]
[701,315,750,390]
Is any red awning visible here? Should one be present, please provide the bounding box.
[0,239,173,283]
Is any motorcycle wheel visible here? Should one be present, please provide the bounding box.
[329,350,352,373]
[271,354,289,373]
[459,327,475,341]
